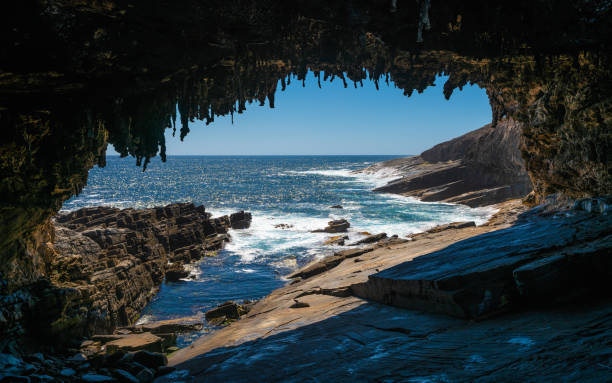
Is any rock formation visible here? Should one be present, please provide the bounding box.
[0,0,611,354]
[312,219,351,233]
[1,203,250,348]
[362,117,533,206]
[158,200,612,382]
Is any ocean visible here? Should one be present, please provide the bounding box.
[63,155,495,345]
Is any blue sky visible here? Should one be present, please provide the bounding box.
[109,72,491,156]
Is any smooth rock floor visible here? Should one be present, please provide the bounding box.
[157,201,612,382]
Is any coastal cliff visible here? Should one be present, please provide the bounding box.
[1,203,251,349]
[362,117,533,206]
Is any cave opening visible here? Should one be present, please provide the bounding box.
[106,71,492,158]
[1,2,610,374]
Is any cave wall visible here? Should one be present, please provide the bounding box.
[0,0,610,347]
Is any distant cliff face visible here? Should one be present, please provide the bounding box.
[370,117,533,207]
[0,0,611,345]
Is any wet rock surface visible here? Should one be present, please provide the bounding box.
[160,200,611,382]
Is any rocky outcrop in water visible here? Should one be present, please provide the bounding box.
[312,219,351,233]
[363,117,533,207]
[1,203,250,349]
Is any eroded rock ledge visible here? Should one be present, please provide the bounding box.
[1,203,251,348]
[161,199,612,382]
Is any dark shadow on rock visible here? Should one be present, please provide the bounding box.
[162,298,612,383]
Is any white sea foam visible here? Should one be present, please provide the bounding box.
[289,166,401,188]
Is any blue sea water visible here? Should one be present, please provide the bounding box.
[63,155,495,345]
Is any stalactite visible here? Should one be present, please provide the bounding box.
[416,0,431,43]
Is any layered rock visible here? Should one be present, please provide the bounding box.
[160,200,612,382]
[311,219,351,233]
[0,0,611,354]
[363,117,533,207]
[352,201,612,318]
[4,203,250,346]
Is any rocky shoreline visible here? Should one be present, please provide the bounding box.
[359,117,533,207]
[1,197,610,381]
[0,203,253,382]
[159,197,612,382]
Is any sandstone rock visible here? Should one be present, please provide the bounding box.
[353,208,612,318]
[408,222,476,241]
[348,233,387,246]
[324,235,348,246]
[312,219,350,233]
[105,333,163,353]
[205,302,244,322]
[288,247,374,280]
[274,224,293,230]
[134,316,203,334]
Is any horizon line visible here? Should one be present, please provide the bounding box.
[106,154,414,157]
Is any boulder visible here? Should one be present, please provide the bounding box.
[105,333,163,353]
[229,211,252,229]
[135,367,155,383]
[312,219,350,233]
